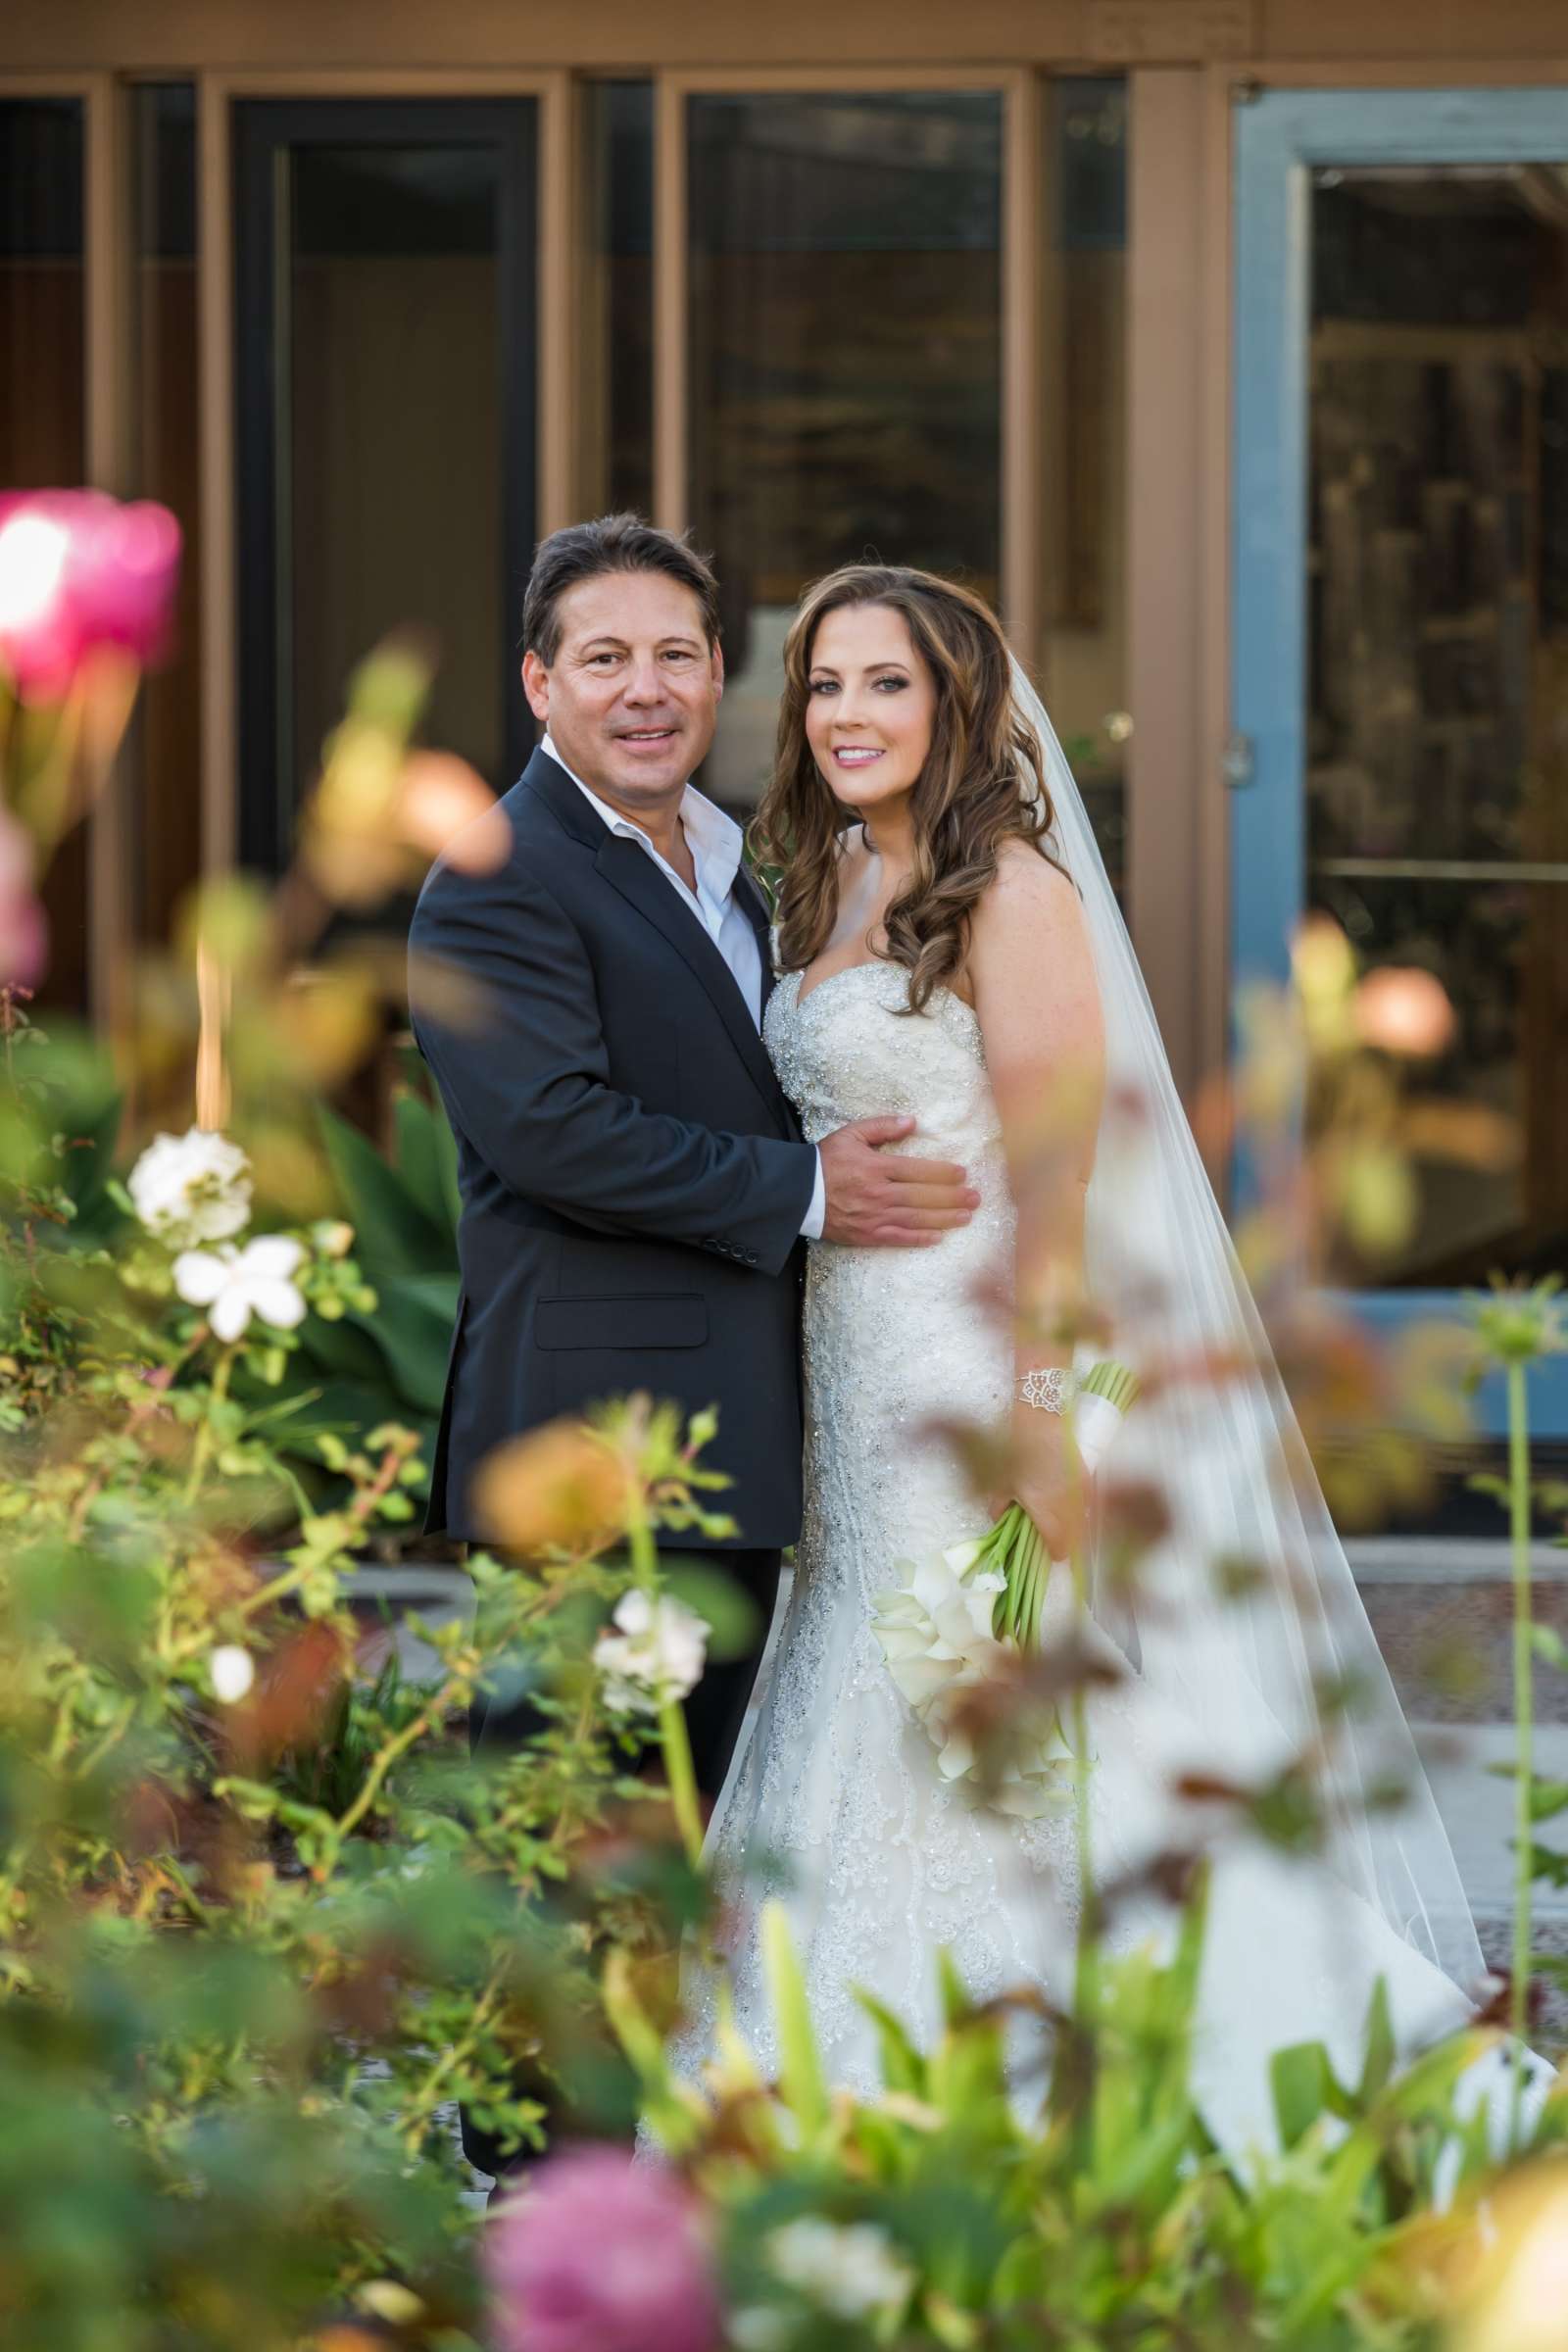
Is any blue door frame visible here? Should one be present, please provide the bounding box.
[1231,86,1568,1439]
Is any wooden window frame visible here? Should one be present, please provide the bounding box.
[651,65,1044,665]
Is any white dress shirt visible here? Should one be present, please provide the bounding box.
[541,734,825,1240]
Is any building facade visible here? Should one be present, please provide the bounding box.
[4,0,1568,1419]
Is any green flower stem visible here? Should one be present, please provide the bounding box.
[181,1341,235,1504]
[658,1693,706,1870]
[624,1472,705,1871]
[1507,1356,1533,2152]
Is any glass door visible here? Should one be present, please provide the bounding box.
[678,84,1006,810]
[1232,88,1568,1433]
[234,99,537,868]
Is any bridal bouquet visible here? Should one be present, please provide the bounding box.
[870,1359,1138,1818]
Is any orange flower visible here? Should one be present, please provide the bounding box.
[472,1419,633,1555]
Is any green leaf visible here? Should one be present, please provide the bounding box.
[1530,1622,1568,1673]
[345,1272,459,1415]
[853,1987,928,2099]
[660,1559,760,1664]
[392,1089,460,1240]
[761,1899,829,2138]
[1271,2039,1335,2149]
[1355,1976,1395,2107]
[1529,1778,1568,1823]
[317,1103,450,1275]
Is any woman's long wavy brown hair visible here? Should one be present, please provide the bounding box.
[753,564,1058,1013]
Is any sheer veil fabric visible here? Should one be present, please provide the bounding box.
[1003,660,1485,2001]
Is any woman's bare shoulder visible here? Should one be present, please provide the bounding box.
[978,836,1081,928]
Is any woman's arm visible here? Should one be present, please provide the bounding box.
[967,843,1106,1555]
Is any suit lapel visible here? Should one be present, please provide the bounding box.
[735,860,778,1019]
[524,746,790,1126]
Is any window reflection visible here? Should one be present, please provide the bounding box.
[687,90,1003,808]
[0,99,87,1012]
[582,81,653,520]
[133,84,201,949]
[1046,74,1128,905]
[1309,165,1568,1283]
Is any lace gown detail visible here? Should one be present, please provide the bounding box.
[676,962,1081,2091]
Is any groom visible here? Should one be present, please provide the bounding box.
[408,514,977,1816]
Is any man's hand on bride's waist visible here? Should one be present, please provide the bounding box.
[818,1114,980,1249]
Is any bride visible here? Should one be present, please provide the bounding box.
[670,561,1526,2159]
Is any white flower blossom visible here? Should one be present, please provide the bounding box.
[765,2219,914,2321]
[727,2312,791,2352]
[209,1644,255,1703]
[127,1126,252,1246]
[592,1589,709,1715]
[173,1234,307,1342]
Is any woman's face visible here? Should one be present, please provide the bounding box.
[804,603,938,817]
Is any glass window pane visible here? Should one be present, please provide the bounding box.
[133,84,201,949]
[687,90,1002,808]
[287,143,504,801]
[1046,74,1128,906]
[0,97,88,1014]
[583,80,653,519]
[1308,164,1568,1284]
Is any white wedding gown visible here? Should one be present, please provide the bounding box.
[669,957,1531,2162]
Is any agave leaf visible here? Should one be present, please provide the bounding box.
[928,2013,1010,2129]
[761,1899,829,2138]
[392,1088,459,1239]
[936,1945,972,2033]
[1356,1977,1396,2108]
[1271,2039,1337,2151]
[318,1102,450,1274]
[855,1985,929,2099]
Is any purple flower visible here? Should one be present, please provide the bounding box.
[0,490,181,701]
[484,2145,722,2352]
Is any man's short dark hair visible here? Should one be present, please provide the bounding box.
[521,514,721,665]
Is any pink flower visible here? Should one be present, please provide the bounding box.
[0,490,181,701]
[0,806,47,989]
[1354,964,1456,1058]
[484,2145,722,2352]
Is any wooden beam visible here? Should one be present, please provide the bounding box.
[1126,67,1208,1107]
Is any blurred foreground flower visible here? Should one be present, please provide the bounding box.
[0,805,46,988]
[473,1418,633,1554]
[593,1589,709,1715]
[1355,964,1457,1058]
[210,1644,256,1704]
[128,1125,253,1246]
[1448,2161,1568,2352]
[0,489,180,700]
[172,1234,306,1340]
[764,2217,914,2323]
[484,2144,720,2352]
[301,643,509,907]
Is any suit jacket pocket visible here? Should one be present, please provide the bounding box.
[534,1294,709,1350]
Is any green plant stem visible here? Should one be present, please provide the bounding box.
[182,1342,234,1503]
[1507,1355,1533,2152]
[624,1476,706,1870]
[659,1694,706,1869]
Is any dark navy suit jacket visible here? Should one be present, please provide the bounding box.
[408,747,817,1547]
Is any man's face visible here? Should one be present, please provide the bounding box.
[521,570,723,815]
